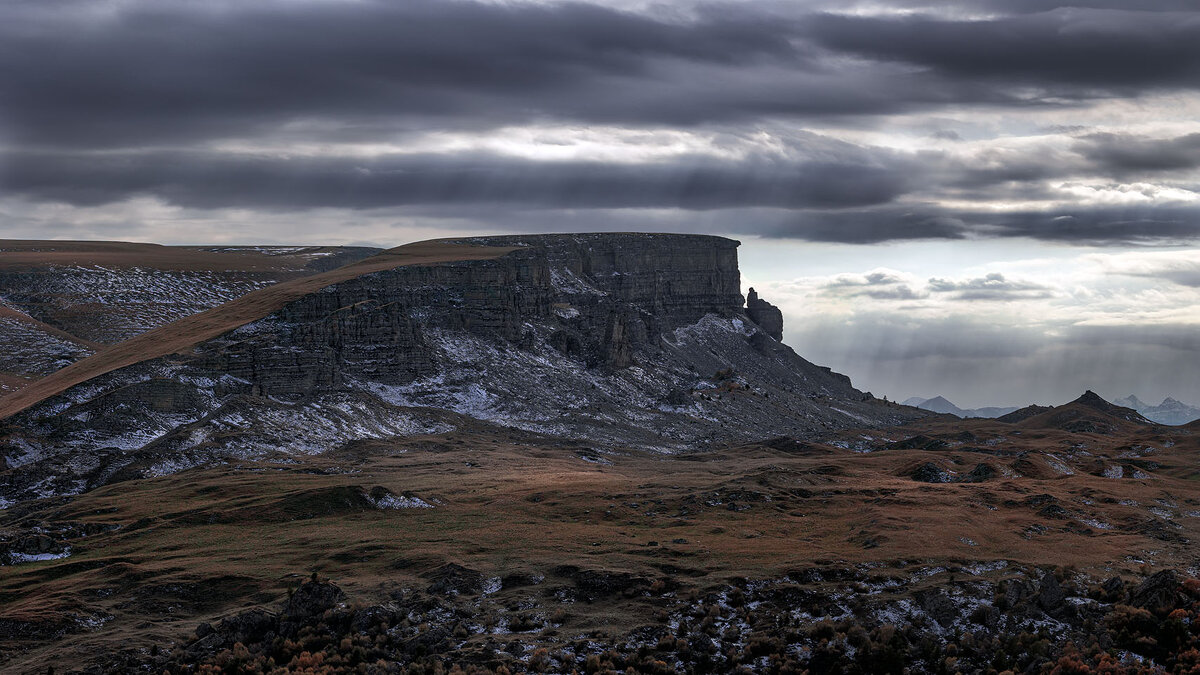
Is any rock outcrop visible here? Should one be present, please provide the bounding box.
[0,233,924,502]
[745,287,783,341]
[192,233,745,399]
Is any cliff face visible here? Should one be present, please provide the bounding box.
[0,233,924,502]
[194,234,743,399]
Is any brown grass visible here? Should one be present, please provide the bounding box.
[4,418,1200,672]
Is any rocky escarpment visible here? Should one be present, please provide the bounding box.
[191,233,743,398]
[745,287,784,341]
[0,233,923,502]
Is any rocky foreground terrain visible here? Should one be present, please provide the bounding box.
[2,234,1200,674]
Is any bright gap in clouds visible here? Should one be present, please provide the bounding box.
[741,238,1200,409]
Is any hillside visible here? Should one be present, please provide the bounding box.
[0,240,510,421]
[4,386,1200,672]
[0,234,921,506]
[1014,390,1154,434]
[0,241,379,390]
[0,304,98,392]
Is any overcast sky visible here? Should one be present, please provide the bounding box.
[2,0,1198,407]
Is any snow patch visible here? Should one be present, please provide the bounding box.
[8,547,72,565]
[369,493,434,510]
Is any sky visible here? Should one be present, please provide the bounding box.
[1,0,1199,407]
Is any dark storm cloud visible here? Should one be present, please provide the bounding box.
[7,143,1199,244]
[803,9,1200,89]
[977,207,1200,243]
[0,150,910,211]
[879,0,1199,15]
[579,201,1200,245]
[757,205,1200,245]
[0,0,893,148]
[974,0,1200,13]
[4,1,1199,150]
[0,0,794,146]
[943,153,1076,189]
[764,210,970,243]
[1076,133,1200,174]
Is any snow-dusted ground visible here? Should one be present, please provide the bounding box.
[0,315,93,378]
[8,547,72,565]
[1,265,277,343]
[166,393,454,459]
[368,492,434,509]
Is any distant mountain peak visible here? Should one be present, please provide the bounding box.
[901,394,1016,419]
[1075,390,1110,408]
[1108,394,1200,425]
[916,395,966,416]
[1113,394,1147,409]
